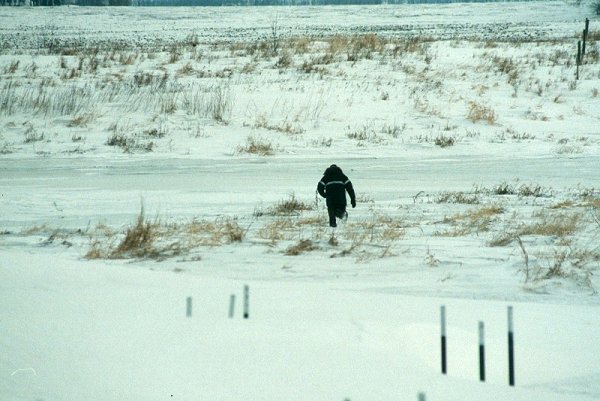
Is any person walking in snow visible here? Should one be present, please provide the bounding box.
[317,164,356,228]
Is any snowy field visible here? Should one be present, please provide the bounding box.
[1,2,600,400]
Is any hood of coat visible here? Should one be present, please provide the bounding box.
[323,164,346,180]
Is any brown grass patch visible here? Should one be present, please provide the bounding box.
[583,196,600,208]
[257,218,297,242]
[438,205,504,237]
[285,239,318,255]
[467,101,497,124]
[237,136,274,156]
[272,193,313,215]
[85,210,245,260]
[518,213,581,238]
[346,214,405,243]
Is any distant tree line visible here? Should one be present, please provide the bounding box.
[0,0,544,5]
[134,0,535,4]
[135,0,381,5]
[76,0,131,5]
[0,0,131,4]
[135,0,528,4]
[0,0,30,4]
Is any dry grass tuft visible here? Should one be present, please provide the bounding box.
[272,193,313,215]
[434,133,456,148]
[346,213,405,244]
[285,239,318,255]
[347,33,384,61]
[520,245,598,293]
[467,101,497,124]
[85,210,245,260]
[256,218,297,242]
[550,200,575,209]
[438,205,503,237]
[68,111,97,128]
[518,212,581,238]
[184,217,245,245]
[253,194,313,218]
[436,191,480,204]
[109,208,159,259]
[488,232,515,247]
[237,136,274,156]
[252,114,305,136]
[84,241,105,259]
[583,196,600,208]
[346,123,386,145]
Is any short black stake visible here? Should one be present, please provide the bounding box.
[508,306,515,386]
[441,305,447,375]
[186,296,192,318]
[418,392,426,401]
[479,321,486,382]
[229,294,236,318]
[582,18,589,58]
[243,285,249,319]
[576,41,581,80]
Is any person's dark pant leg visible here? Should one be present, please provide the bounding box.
[334,207,346,219]
[327,207,337,227]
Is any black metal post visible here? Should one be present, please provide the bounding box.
[576,41,581,80]
[583,18,589,57]
[243,285,249,319]
[508,306,515,386]
[479,321,485,382]
[441,305,447,374]
[229,294,236,318]
[186,296,192,318]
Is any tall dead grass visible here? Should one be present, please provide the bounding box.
[437,205,504,237]
[517,212,581,238]
[467,101,497,124]
[86,209,245,260]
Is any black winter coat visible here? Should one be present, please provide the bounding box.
[317,165,356,208]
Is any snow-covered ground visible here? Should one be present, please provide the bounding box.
[1,2,600,400]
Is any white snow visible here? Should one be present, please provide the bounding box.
[1,2,600,400]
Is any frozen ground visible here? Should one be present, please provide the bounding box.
[1,2,600,400]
